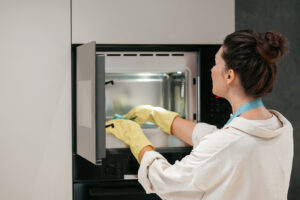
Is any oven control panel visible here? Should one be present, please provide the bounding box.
[206,95,232,128]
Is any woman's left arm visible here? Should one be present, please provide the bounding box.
[138,131,238,199]
[138,117,196,162]
[139,145,154,162]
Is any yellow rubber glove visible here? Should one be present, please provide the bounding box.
[105,119,154,162]
[124,105,180,135]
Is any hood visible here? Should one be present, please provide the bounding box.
[223,110,293,139]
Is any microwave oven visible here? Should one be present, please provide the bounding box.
[72,42,231,200]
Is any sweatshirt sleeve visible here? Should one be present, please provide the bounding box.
[192,123,219,147]
[138,130,240,200]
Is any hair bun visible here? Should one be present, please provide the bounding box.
[257,30,288,63]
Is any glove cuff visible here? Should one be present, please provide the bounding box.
[130,136,154,163]
[153,110,180,135]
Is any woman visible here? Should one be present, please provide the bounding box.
[106,30,293,200]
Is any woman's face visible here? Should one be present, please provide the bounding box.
[211,47,228,97]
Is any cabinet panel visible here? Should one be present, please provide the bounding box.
[0,0,71,199]
[72,0,234,44]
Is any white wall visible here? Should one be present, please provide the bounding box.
[0,0,72,200]
[72,0,234,44]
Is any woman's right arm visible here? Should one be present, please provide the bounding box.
[170,117,219,146]
[171,117,196,146]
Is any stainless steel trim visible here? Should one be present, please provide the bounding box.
[197,76,201,122]
[123,174,138,180]
[96,54,106,163]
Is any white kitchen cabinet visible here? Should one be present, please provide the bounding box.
[0,0,72,200]
[72,0,234,44]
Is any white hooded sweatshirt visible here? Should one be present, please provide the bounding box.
[138,110,293,200]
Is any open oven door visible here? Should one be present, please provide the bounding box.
[76,41,106,165]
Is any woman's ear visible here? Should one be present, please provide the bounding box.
[225,69,236,84]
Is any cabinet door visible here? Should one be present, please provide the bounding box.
[72,0,234,44]
[76,41,106,165]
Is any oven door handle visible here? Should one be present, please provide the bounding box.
[105,80,114,85]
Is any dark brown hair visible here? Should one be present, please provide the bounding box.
[222,30,288,98]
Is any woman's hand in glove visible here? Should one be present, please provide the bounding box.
[124,105,179,135]
[105,119,154,162]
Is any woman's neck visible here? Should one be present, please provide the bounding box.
[226,95,272,120]
[228,95,257,114]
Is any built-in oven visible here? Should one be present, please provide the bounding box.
[72,42,231,200]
